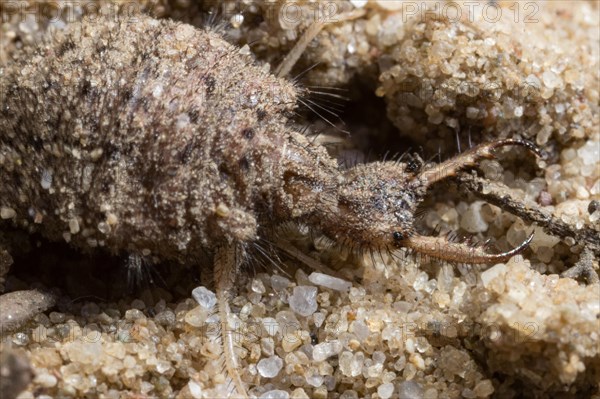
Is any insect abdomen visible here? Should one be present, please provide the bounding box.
[0,15,299,262]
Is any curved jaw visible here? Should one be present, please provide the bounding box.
[398,233,534,264]
[414,139,545,188]
[391,138,541,264]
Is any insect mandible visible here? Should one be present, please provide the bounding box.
[0,12,541,397]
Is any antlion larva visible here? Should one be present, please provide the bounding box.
[0,12,541,397]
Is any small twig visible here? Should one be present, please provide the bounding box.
[455,172,600,256]
[561,248,599,284]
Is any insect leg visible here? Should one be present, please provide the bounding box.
[400,232,534,264]
[414,139,544,188]
[274,8,366,78]
[274,237,345,277]
[213,244,248,399]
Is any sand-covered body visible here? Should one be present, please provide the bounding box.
[0,15,305,262]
